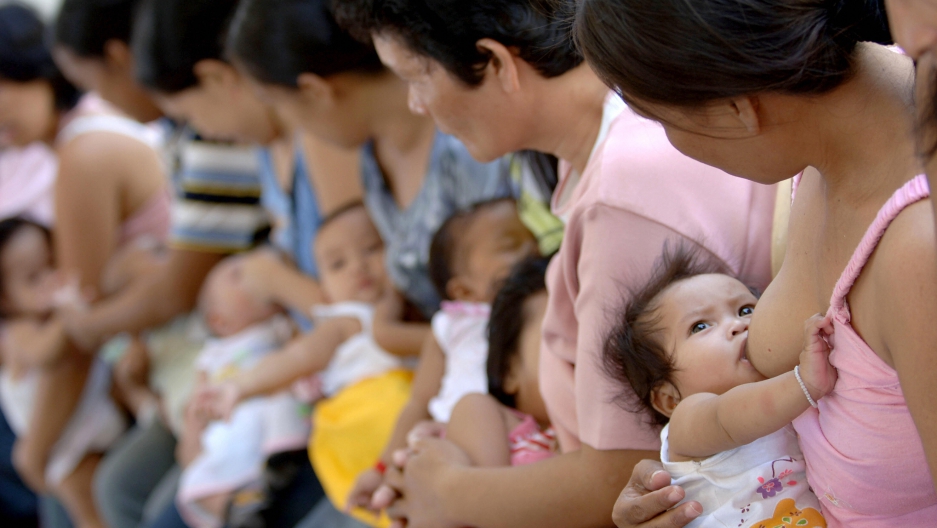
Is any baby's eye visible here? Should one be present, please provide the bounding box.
[739,305,755,317]
[690,321,710,334]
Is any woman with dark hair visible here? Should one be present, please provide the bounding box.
[52,0,159,123]
[575,0,937,526]
[226,0,515,324]
[0,0,170,517]
[329,1,775,527]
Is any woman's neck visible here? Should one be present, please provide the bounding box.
[359,73,437,209]
[804,44,921,205]
[525,64,611,174]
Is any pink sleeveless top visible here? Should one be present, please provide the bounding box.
[792,174,937,526]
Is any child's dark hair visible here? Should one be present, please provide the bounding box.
[0,217,51,318]
[487,256,549,408]
[428,198,516,301]
[602,243,730,426]
[317,200,368,233]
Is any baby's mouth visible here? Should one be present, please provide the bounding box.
[739,337,750,363]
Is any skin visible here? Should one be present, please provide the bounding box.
[367,31,656,528]
[611,44,937,526]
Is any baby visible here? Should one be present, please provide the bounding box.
[0,217,125,528]
[198,202,409,524]
[445,256,557,467]
[347,198,540,511]
[603,244,831,527]
[175,254,309,528]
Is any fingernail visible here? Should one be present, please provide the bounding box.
[651,470,665,481]
[687,502,702,518]
[667,487,682,502]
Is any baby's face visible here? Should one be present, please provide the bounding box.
[454,201,538,302]
[201,257,277,337]
[654,274,765,399]
[0,225,55,316]
[314,207,388,304]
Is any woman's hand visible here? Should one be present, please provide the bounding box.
[797,312,836,402]
[347,467,385,514]
[381,437,471,528]
[611,460,700,528]
[192,382,241,422]
[235,249,287,303]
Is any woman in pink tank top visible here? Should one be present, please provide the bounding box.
[576,0,937,526]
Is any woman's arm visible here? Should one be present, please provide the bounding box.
[875,202,937,492]
[237,249,326,313]
[445,394,513,467]
[386,439,657,528]
[668,314,834,458]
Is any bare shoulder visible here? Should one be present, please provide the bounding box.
[57,131,161,178]
[872,199,936,291]
[451,393,503,419]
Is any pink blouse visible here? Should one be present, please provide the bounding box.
[540,100,777,452]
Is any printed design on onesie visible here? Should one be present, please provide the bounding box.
[748,498,826,528]
[755,458,798,499]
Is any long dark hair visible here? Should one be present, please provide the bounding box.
[55,0,142,58]
[0,4,81,110]
[226,0,384,89]
[575,0,891,112]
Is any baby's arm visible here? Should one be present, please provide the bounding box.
[205,318,357,420]
[346,332,445,511]
[669,314,836,459]
[371,290,430,357]
[446,393,516,467]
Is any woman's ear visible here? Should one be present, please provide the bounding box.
[103,39,133,73]
[476,38,521,94]
[296,72,334,105]
[650,382,681,419]
[728,96,761,135]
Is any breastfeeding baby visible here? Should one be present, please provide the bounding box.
[603,244,831,527]
[175,254,308,528]
[347,198,542,512]
[0,217,125,528]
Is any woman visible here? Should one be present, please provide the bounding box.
[328,1,775,527]
[575,0,937,526]
[0,3,169,500]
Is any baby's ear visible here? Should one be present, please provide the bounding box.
[650,382,681,419]
[445,277,475,303]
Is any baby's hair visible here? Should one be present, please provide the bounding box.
[428,197,517,301]
[0,217,51,318]
[603,242,730,426]
[317,200,368,234]
[487,256,550,408]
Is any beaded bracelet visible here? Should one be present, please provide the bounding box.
[794,365,818,408]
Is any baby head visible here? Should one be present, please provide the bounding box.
[313,202,388,304]
[603,244,764,426]
[0,218,54,318]
[200,255,279,337]
[429,199,539,304]
[487,257,551,424]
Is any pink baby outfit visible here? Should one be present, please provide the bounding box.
[793,174,937,526]
[0,142,57,226]
[540,95,777,453]
[508,410,558,466]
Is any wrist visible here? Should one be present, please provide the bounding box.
[793,365,820,407]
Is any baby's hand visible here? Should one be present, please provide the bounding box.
[194,382,241,422]
[406,420,447,447]
[346,467,384,514]
[797,313,837,402]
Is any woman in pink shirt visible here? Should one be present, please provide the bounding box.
[576,0,937,526]
[336,2,775,527]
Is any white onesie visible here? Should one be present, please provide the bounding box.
[311,302,402,397]
[177,315,310,528]
[427,301,490,423]
[661,424,827,528]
